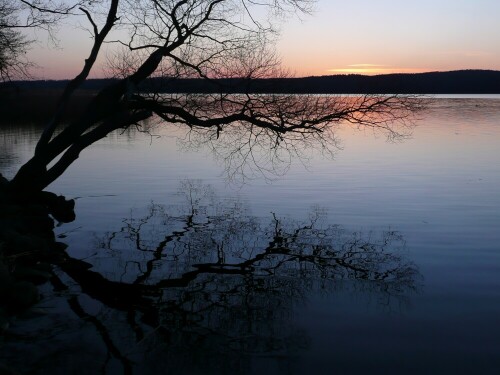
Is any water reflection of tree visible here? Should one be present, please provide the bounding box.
[57,181,419,373]
[4,180,420,374]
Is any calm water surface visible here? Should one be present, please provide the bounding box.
[1,98,500,374]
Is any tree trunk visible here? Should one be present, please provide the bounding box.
[8,156,49,195]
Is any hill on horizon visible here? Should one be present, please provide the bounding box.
[3,69,500,94]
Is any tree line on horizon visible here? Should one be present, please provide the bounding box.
[3,69,500,94]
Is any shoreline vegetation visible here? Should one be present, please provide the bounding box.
[2,69,500,94]
[1,69,498,124]
[0,89,94,123]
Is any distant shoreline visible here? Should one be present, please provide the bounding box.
[2,70,499,124]
[2,70,500,95]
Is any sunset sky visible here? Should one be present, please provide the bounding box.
[28,0,500,79]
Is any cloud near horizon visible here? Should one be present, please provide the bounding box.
[327,65,427,75]
[346,64,388,67]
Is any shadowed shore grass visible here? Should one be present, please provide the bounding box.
[0,88,96,125]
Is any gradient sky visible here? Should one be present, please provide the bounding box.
[28,0,500,79]
[278,0,500,76]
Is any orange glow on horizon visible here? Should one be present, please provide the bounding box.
[326,65,428,76]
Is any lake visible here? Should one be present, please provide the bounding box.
[1,97,500,374]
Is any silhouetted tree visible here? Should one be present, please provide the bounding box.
[0,0,75,80]
[0,0,29,80]
[5,0,423,199]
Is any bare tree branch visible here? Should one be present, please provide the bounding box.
[8,0,425,195]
